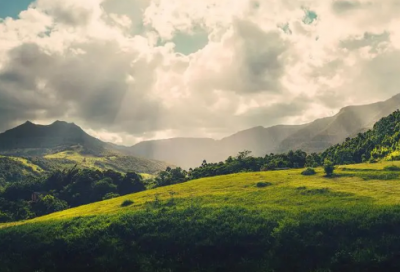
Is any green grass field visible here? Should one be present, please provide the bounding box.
[2,160,400,227]
[2,161,400,271]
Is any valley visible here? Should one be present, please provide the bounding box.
[1,96,400,271]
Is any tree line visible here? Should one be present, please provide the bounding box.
[0,166,145,222]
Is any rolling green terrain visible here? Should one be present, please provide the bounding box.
[2,161,400,271]
[44,149,172,174]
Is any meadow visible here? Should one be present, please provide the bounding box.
[2,161,400,271]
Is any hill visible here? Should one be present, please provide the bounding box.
[322,109,400,164]
[0,120,106,156]
[129,94,400,168]
[0,121,173,175]
[0,156,44,187]
[2,161,400,271]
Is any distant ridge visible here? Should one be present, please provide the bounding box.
[128,94,400,168]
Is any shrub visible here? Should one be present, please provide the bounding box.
[121,200,134,207]
[323,160,335,177]
[301,168,316,176]
[256,182,272,188]
[384,165,400,171]
[103,192,120,200]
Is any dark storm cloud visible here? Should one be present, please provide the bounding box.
[229,19,288,94]
[0,41,165,135]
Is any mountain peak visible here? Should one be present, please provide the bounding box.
[0,120,105,156]
[21,120,36,127]
[51,120,76,126]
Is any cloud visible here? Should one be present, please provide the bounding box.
[1,0,400,144]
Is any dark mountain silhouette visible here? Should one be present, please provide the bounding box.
[0,120,105,156]
[128,94,400,168]
[0,121,173,174]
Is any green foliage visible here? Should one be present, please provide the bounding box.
[0,210,11,223]
[324,160,335,176]
[301,167,316,176]
[31,195,68,216]
[156,150,309,188]
[256,182,272,188]
[0,167,146,222]
[102,192,120,200]
[3,162,400,270]
[121,199,134,207]
[322,110,400,165]
[384,165,400,171]
[3,205,400,271]
[0,157,42,185]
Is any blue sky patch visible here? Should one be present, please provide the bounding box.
[0,0,33,19]
[302,8,318,25]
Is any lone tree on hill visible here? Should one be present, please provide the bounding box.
[324,159,335,177]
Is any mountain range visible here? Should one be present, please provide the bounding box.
[128,94,400,168]
[0,94,399,169]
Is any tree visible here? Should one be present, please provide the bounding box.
[323,159,335,177]
[91,178,117,201]
[118,172,145,195]
[33,195,68,216]
[237,150,252,160]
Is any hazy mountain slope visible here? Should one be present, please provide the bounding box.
[130,138,218,168]
[129,126,306,168]
[220,124,306,157]
[280,94,400,152]
[130,94,400,168]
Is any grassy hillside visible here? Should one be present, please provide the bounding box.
[2,161,400,271]
[0,149,170,188]
[44,149,172,174]
[0,156,43,186]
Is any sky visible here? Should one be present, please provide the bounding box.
[0,0,399,145]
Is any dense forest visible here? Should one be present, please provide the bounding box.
[0,167,145,222]
[322,110,400,164]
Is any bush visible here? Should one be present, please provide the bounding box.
[256,182,272,188]
[102,192,120,200]
[323,160,335,177]
[384,165,400,171]
[301,168,316,176]
[121,200,134,207]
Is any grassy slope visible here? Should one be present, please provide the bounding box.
[3,160,400,227]
[44,150,170,174]
[0,155,44,174]
[3,161,400,271]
